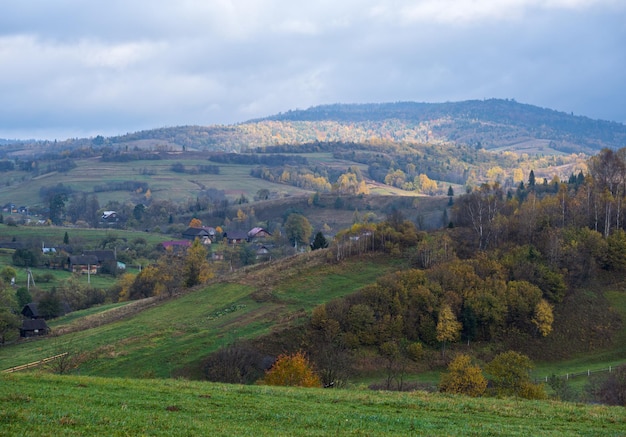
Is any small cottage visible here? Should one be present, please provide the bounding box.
[248,227,272,240]
[21,303,42,319]
[68,255,99,274]
[20,319,49,337]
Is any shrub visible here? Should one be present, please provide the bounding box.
[485,350,545,399]
[259,351,321,388]
[439,353,487,397]
[204,342,269,384]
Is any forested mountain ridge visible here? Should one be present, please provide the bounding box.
[251,99,626,154]
[2,99,625,155]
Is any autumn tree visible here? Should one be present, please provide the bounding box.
[156,250,184,297]
[260,351,321,387]
[183,239,212,287]
[335,171,369,195]
[485,351,546,399]
[588,148,625,237]
[308,304,351,387]
[439,353,487,397]
[436,304,462,356]
[127,265,160,300]
[454,183,504,250]
[116,272,137,301]
[189,218,202,228]
[416,173,437,195]
[531,298,554,337]
[285,213,313,249]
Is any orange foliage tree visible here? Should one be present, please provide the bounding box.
[260,351,321,387]
[189,218,202,228]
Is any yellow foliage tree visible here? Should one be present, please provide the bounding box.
[439,354,487,397]
[236,208,248,222]
[436,304,462,355]
[183,239,213,287]
[485,351,546,399]
[417,173,438,195]
[532,298,554,337]
[117,273,137,302]
[260,351,321,387]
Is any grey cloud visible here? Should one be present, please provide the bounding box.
[0,1,624,139]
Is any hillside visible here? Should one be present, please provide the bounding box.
[0,251,404,379]
[4,99,623,155]
[1,373,624,436]
[1,98,618,217]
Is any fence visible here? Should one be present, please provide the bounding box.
[1,352,68,374]
[535,363,626,383]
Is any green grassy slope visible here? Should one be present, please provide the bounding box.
[0,252,404,378]
[1,373,624,436]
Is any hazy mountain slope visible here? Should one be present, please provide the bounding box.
[3,99,624,155]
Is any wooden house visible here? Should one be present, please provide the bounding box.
[68,255,99,274]
[226,231,249,244]
[83,250,116,264]
[182,227,211,241]
[248,227,272,240]
[20,319,49,337]
[21,303,42,319]
[101,211,121,224]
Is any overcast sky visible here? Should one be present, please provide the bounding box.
[1,0,625,140]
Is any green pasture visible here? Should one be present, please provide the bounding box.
[46,302,131,328]
[1,373,624,436]
[0,224,170,247]
[0,254,403,379]
[0,156,313,208]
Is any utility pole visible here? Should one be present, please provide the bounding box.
[27,268,35,291]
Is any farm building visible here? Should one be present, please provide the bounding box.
[68,255,99,274]
[20,319,49,337]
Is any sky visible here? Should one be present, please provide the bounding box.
[0,0,625,140]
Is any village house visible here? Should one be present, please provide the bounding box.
[68,254,99,274]
[20,319,49,338]
[182,227,213,243]
[248,227,272,240]
[225,230,248,244]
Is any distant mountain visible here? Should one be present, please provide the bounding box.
[2,99,625,156]
[255,99,626,154]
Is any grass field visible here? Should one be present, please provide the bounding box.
[0,155,314,208]
[0,252,404,379]
[0,223,171,247]
[0,151,433,211]
[1,373,624,436]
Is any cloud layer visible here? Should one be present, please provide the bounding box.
[1,1,624,139]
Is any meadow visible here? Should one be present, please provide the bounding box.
[1,372,624,436]
[0,252,404,379]
[0,153,339,208]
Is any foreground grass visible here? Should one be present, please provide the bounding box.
[1,373,624,436]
